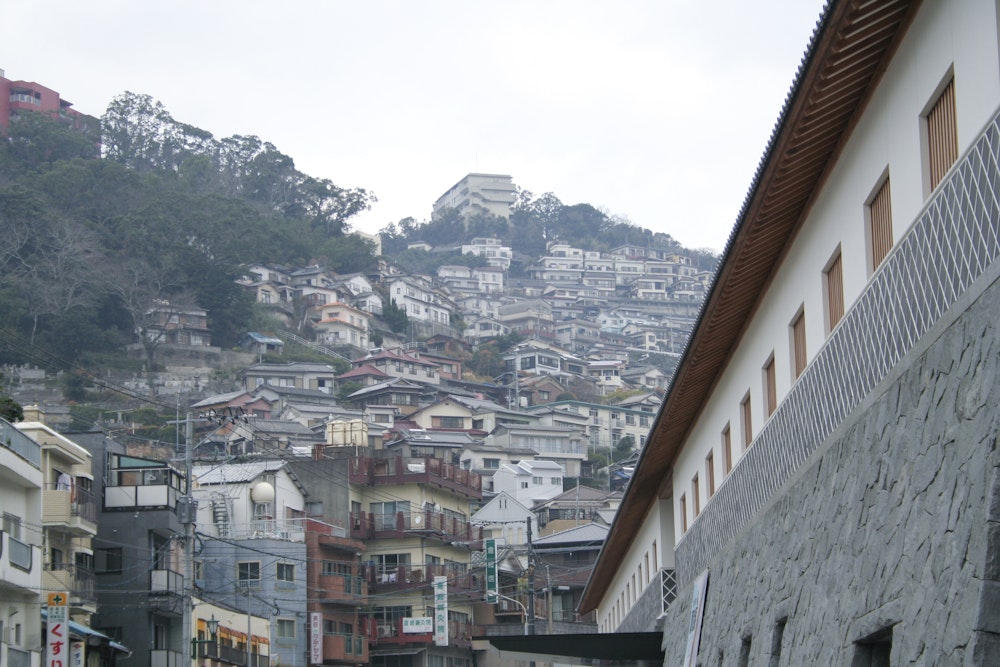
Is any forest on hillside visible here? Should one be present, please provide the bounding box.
[0,92,714,374]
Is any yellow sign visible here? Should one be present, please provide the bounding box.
[48,592,68,606]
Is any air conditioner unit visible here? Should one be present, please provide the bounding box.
[376,625,393,638]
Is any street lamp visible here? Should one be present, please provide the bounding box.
[191,614,221,658]
[492,592,529,636]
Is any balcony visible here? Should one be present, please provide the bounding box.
[321,633,367,663]
[104,482,179,511]
[0,419,41,467]
[223,518,306,542]
[43,563,96,610]
[364,617,478,649]
[150,568,185,595]
[350,455,482,499]
[150,649,185,667]
[319,573,366,603]
[360,563,480,598]
[5,647,32,667]
[350,509,483,548]
[195,642,269,667]
[0,531,39,591]
[43,485,97,535]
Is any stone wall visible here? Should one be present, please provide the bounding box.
[660,270,1000,664]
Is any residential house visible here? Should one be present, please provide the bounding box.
[488,424,587,478]
[241,362,338,395]
[461,237,513,270]
[531,523,608,627]
[144,301,212,347]
[580,2,1000,664]
[193,461,311,667]
[313,302,372,353]
[492,460,564,507]
[344,378,425,416]
[382,429,483,463]
[76,430,188,667]
[350,348,441,386]
[19,411,99,624]
[533,486,622,536]
[386,276,454,328]
[459,444,538,494]
[470,492,534,546]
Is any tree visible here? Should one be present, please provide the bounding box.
[382,299,409,334]
[0,112,99,172]
[0,373,24,422]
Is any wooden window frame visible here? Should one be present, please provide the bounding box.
[740,393,753,449]
[723,424,733,475]
[925,75,958,193]
[790,307,807,380]
[824,247,845,333]
[763,354,777,418]
[692,473,700,517]
[867,173,893,272]
[706,450,716,498]
[679,494,687,533]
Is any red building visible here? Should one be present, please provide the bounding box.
[0,69,99,134]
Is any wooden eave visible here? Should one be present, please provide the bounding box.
[580,0,922,614]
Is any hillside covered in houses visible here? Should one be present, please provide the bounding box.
[0,74,720,667]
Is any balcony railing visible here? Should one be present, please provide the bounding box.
[8,534,33,571]
[104,483,179,511]
[150,568,184,595]
[44,562,96,605]
[6,647,32,667]
[322,633,367,661]
[360,562,480,596]
[196,641,269,667]
[150,649,185,667]
[350,455,482,499]
[350,510,483,547]
[221,518,307,542]
[0,419,41,467]
[364,616,478,648]
[43,485,97,534]
[618,568,677,633]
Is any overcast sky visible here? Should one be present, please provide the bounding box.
[4,0,826,253]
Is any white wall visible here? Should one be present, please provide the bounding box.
[672,0,1000,546]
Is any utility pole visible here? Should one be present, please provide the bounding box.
[180,411,195,667]
[526,516,536,635]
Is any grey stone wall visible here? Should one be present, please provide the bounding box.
[659,270,1000,665]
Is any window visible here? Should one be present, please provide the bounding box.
[692,474,700,517]
[95,548,123,574]
[276,618,296,639]
[791,309,807,379]
[867,174,893,271]
[238,561,261,589]
[925,77,957,192]
[276,562,295,582]
[763,355,776,417]
[550,477,560,485]
[483,458,500,469]
[521,481,529,489]
[853,627,893,666]
[2,513,21,539]
[434,416,464,429]
[723,424,733,475]
[532,476,543,485]
[679,494,687,533]
[740,393,753,449]
[769,618,787,667]
[706,451,715,498]
[824,249,845,332]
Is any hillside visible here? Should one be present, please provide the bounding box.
[0,93,713,392]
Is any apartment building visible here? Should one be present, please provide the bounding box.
[433,174,516,221]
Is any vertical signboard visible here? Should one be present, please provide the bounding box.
[47,592,69,667]
[70,641,85,667]
[485,539,498,603]
[433,576,449,647]
[683,570,710,667]
[310,612,323,664]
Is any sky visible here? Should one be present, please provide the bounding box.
[3,0,827,253]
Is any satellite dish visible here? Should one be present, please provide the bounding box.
[413,515,423,525]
